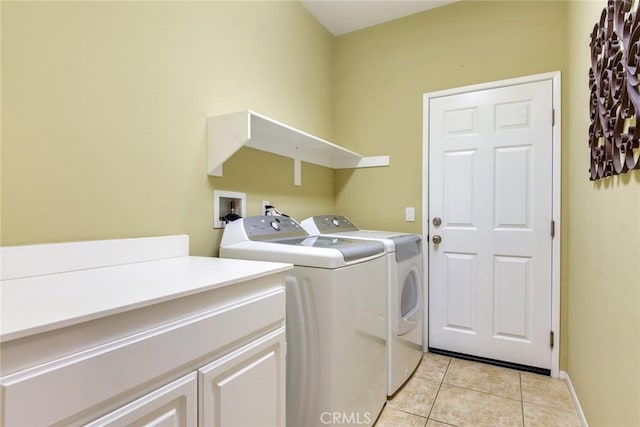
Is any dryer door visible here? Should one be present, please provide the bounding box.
[397,264,423,336]
[391,235,423,336]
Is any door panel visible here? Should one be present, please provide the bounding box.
[85,373,197,427]
[199,328,285,427]
[444,253,477,332]
[494,100,532,130]
[444,107,478,135]
[493,255,530,339]
[428,80,553,369]
[494,146,531,228]
[444,151,476,227]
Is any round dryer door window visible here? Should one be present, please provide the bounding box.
[398,268,422,335]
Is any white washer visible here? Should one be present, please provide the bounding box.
[301,215,423,396]
[220,216,387,426]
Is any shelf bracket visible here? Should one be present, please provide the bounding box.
[294,156,302,187]
[210,164,223,177]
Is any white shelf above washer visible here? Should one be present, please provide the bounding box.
[207,110,389,186]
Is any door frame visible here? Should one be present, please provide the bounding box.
[422,71,561,377]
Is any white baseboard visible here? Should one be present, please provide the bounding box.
[559,370,588,426]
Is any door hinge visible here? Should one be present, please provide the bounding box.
[552,108,555,126]
[551,220,556,238]
[550,331,555,348]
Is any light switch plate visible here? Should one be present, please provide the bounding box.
[405,207,415,222]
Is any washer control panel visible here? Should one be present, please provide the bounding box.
[243,216,308,241]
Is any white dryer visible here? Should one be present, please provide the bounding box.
[220,216,387,427]
[301,215,423,396]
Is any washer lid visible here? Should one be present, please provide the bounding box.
[274,236,385,263]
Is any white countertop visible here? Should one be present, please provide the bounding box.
[0,256,292,343]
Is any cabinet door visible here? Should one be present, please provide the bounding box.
[84,373,197,427]
[199,327,285,427]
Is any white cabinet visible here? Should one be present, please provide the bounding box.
[199,328,286,427]
[85,326,286,427]
[1,280,286,427]
[0,236,290,427]
[85,373,198,427]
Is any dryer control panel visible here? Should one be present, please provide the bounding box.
[310,215,359,233]
[390,235,422,262]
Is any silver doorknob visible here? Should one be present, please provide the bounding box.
[432,235,442,244]
[433,217,442,226]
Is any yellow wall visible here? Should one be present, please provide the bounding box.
[1,0,335,256]
[332,0,568,232]
[566,1,640,425]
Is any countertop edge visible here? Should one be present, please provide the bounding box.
[0,256,293,343]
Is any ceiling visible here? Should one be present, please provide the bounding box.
[300,0,458,36]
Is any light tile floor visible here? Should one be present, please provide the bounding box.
[375,353,582,427]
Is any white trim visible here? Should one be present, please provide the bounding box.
[421,72,562,376]
[559,370,589,426]
[550,72,562,378]
[422,96,431,351]
[423,71,562,100]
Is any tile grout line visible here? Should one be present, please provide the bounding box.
[521,372,583,415]
[383,406,429,422]
[425,356,452,424]
[436,381,523,402]
[435,357,525,402]
[384,355,449,423]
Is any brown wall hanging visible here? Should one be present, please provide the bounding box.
[589,0,640,180]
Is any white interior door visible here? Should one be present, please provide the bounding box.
[428,80,554,369]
